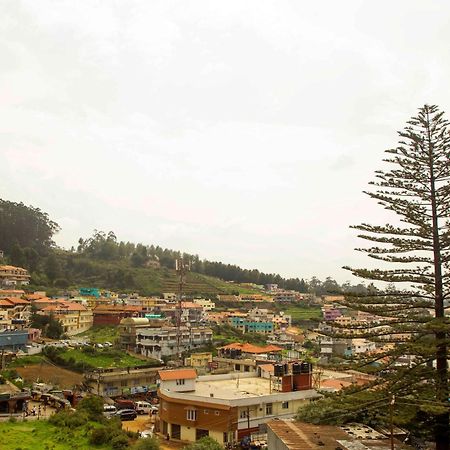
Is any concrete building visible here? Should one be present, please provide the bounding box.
[230,317,273,334]
[0,289,25,299]
[92,304,143,326]
[185,352,213,369]
[84,365,163,397]
[158,368,320,446]
[119,317,172,351]
[193,298,216,311]
[0,329,28,351]
[40,301,93,335]
[0,266,30,287]
[135,326,213,360]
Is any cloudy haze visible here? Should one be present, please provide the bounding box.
[1,1,449,282]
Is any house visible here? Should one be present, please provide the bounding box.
[193,298,216,311]
[119,317,171,351]
[158,368,197,392]
[0,329,29,351]
[158,367,320,446]
[39,300,93,335]
[134,326,213,360]
[184,352,213,369]
[84,365,163,397]
[0,266,30,287]
[0,297,31,321]
[0,290,25,299]
[93,304,143,326]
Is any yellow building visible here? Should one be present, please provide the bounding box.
[40,301,93,335]
[184,352,213,368]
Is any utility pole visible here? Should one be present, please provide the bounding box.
[175,258,189,361]
[389,393,395,450]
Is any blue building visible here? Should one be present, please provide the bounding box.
[0,329,28,351]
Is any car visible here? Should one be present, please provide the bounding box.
[134,401,153,415]
[103,405,117,417]
[114,409,137,421]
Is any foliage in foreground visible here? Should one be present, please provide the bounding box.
[327,105,450,448]
[183,436,223,450]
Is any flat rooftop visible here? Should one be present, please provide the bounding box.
[195,376,272,399]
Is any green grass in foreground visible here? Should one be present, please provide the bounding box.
[59,348,150,369]
[0,420,110,450]
[77,326,119,344]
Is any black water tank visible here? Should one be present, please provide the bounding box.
[274,364,284,377]
[300,362,311,373]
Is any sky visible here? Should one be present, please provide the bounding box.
[1,1,450,283]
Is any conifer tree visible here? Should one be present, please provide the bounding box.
[340,105,449,449]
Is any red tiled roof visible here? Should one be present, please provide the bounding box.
[158,369,197,381]
[220,342,283,354]
[42,301,87,312]
[3,297,29,305]
[258,364,274,373]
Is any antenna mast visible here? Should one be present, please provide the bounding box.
[175,258,189,360]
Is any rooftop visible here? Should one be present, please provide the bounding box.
[220,342,282,354]
[158,369,197,381]
[267,420,411,450]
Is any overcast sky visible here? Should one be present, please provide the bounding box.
[1,1,449,283]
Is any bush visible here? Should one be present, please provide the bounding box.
[76,396,104,422]
[89,427,109,445]
[48,410,89,428]
[183,437,222,450]
[110,434,129,449]
[132,437,160,450]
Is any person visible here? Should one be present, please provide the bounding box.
[32,406,36,416]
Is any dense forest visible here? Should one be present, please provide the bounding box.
[0,198,367,295]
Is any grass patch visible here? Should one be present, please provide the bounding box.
[0,420,111,450]
[282,305,322,320]
[7,355,46,368]
[59,348,151,369]
[76,326,119,344]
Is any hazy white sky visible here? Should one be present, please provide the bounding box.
[1,1,449,283]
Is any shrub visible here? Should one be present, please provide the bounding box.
[110,434,129,450]
[76,396,104,422]
[132,437,160,450]
[89,427,109,445]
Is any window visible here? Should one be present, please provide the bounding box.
[186,410,197,421]
[266,403,273,415]
[176,379,185,385]
[240,409,248,419]
[203,410,209,415]
[281,401,289,409]
[223,432,228,443]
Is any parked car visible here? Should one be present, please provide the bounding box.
[135,401,153,415]
[103,405,117,417]
[114,409,137,421]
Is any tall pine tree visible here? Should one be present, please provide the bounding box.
[341,105,449,449]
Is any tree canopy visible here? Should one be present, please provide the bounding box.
[332,105,450,449]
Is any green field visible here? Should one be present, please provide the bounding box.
[0,420,111,450]
[77,326,119,344]
[282,305,322,321]
[58,348,151,369]
[7,355,46,368]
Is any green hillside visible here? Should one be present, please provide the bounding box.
[32,252,263,297]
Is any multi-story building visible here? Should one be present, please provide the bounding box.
[0,297,31,321]
[84,365,163,397]
[40,301,93,335]
[230,317,273,334]
[134,326,213,360]
[0,266,30,287]
[158,366,320,446]
[0,289,25,299]
[273,291,302,303]
[193,298,216,311]
[119,317,171,351]
[217,294,241,302]
[184,352,213,369]
[92,304,143,326]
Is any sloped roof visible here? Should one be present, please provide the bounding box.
[158,369,197,381]
[220,342,283,354]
